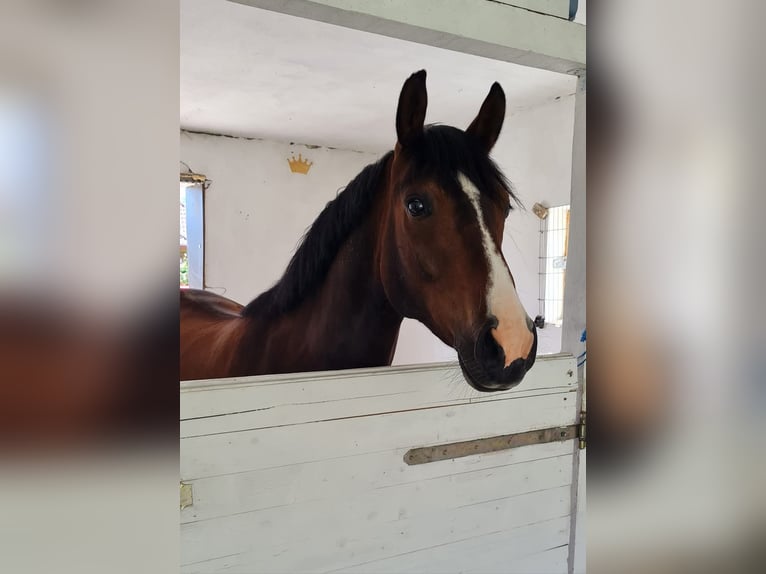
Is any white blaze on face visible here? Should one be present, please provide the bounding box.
[458,173,534,367]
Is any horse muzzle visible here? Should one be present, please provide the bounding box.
[458,316,537,392]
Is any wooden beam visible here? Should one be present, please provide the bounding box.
[492,1,571,20]
[560,73,585,356]
[229,0,585,74]
[561,73,585,574]
[180,172,207,184]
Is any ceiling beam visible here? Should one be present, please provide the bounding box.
[492,1,572,20]
[229,0,585,75]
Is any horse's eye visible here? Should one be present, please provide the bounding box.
[406,197,428,217]
[505,205,511,219]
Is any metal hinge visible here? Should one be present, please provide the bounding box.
[578,410,586,449]
[404,424,579,465]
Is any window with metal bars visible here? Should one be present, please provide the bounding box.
[537,204,570,327]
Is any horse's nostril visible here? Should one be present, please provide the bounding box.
[469,316,537,391]
[504,357,527,383]
[483,328,502,361]
[475,319,504,370]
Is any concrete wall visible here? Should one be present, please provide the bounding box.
[180,95,574,364]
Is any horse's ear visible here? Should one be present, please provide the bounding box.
[396,70,427,147]
[466,82,506,152]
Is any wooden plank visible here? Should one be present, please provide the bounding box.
[182,447,572,524]
[465,542,569,573]
[571,449,586,573]
[330,516,570,573]
[181,385,575,438]
[180,519,570,574]
[180,356,576,434]
[180,357,579,572]
[182,455,572,550]
[561,74,586,356]
[182,439,573,523]
[181,355,575,402]
[181,554,242,574]
[181,484,571,572]
[181,390,576,479]
[492,0,571,19]
[230,0,585,74]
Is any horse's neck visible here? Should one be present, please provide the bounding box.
[303,217,402,366]
[246,187,403,374]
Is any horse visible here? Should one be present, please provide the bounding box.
[180,70,537,391]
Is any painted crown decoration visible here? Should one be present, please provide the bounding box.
[287,153,313,174]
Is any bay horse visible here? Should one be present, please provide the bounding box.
[180,70,537,391]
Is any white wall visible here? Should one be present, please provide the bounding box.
[181,94,574,365]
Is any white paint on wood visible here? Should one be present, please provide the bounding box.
[493,0,571,20]
[331,516,571,574]
[182,485,571,572]
[468,543,570,574]
[183,1,577,153]
[181,392,575,479]
[181,355,576,573]
[182,441,574,524]
[572,449,586,573]
[559,75,585,574]
[560,74,585,357]
[181,356,575,434]
[231,0,585,74]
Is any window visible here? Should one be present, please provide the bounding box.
[180,183,189,287]
[180,171,206,289]
[537,204,570,327]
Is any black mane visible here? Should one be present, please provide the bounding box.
[242,151,394,318]
[242,125,517,319]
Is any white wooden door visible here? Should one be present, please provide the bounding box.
[181,354,579,573]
